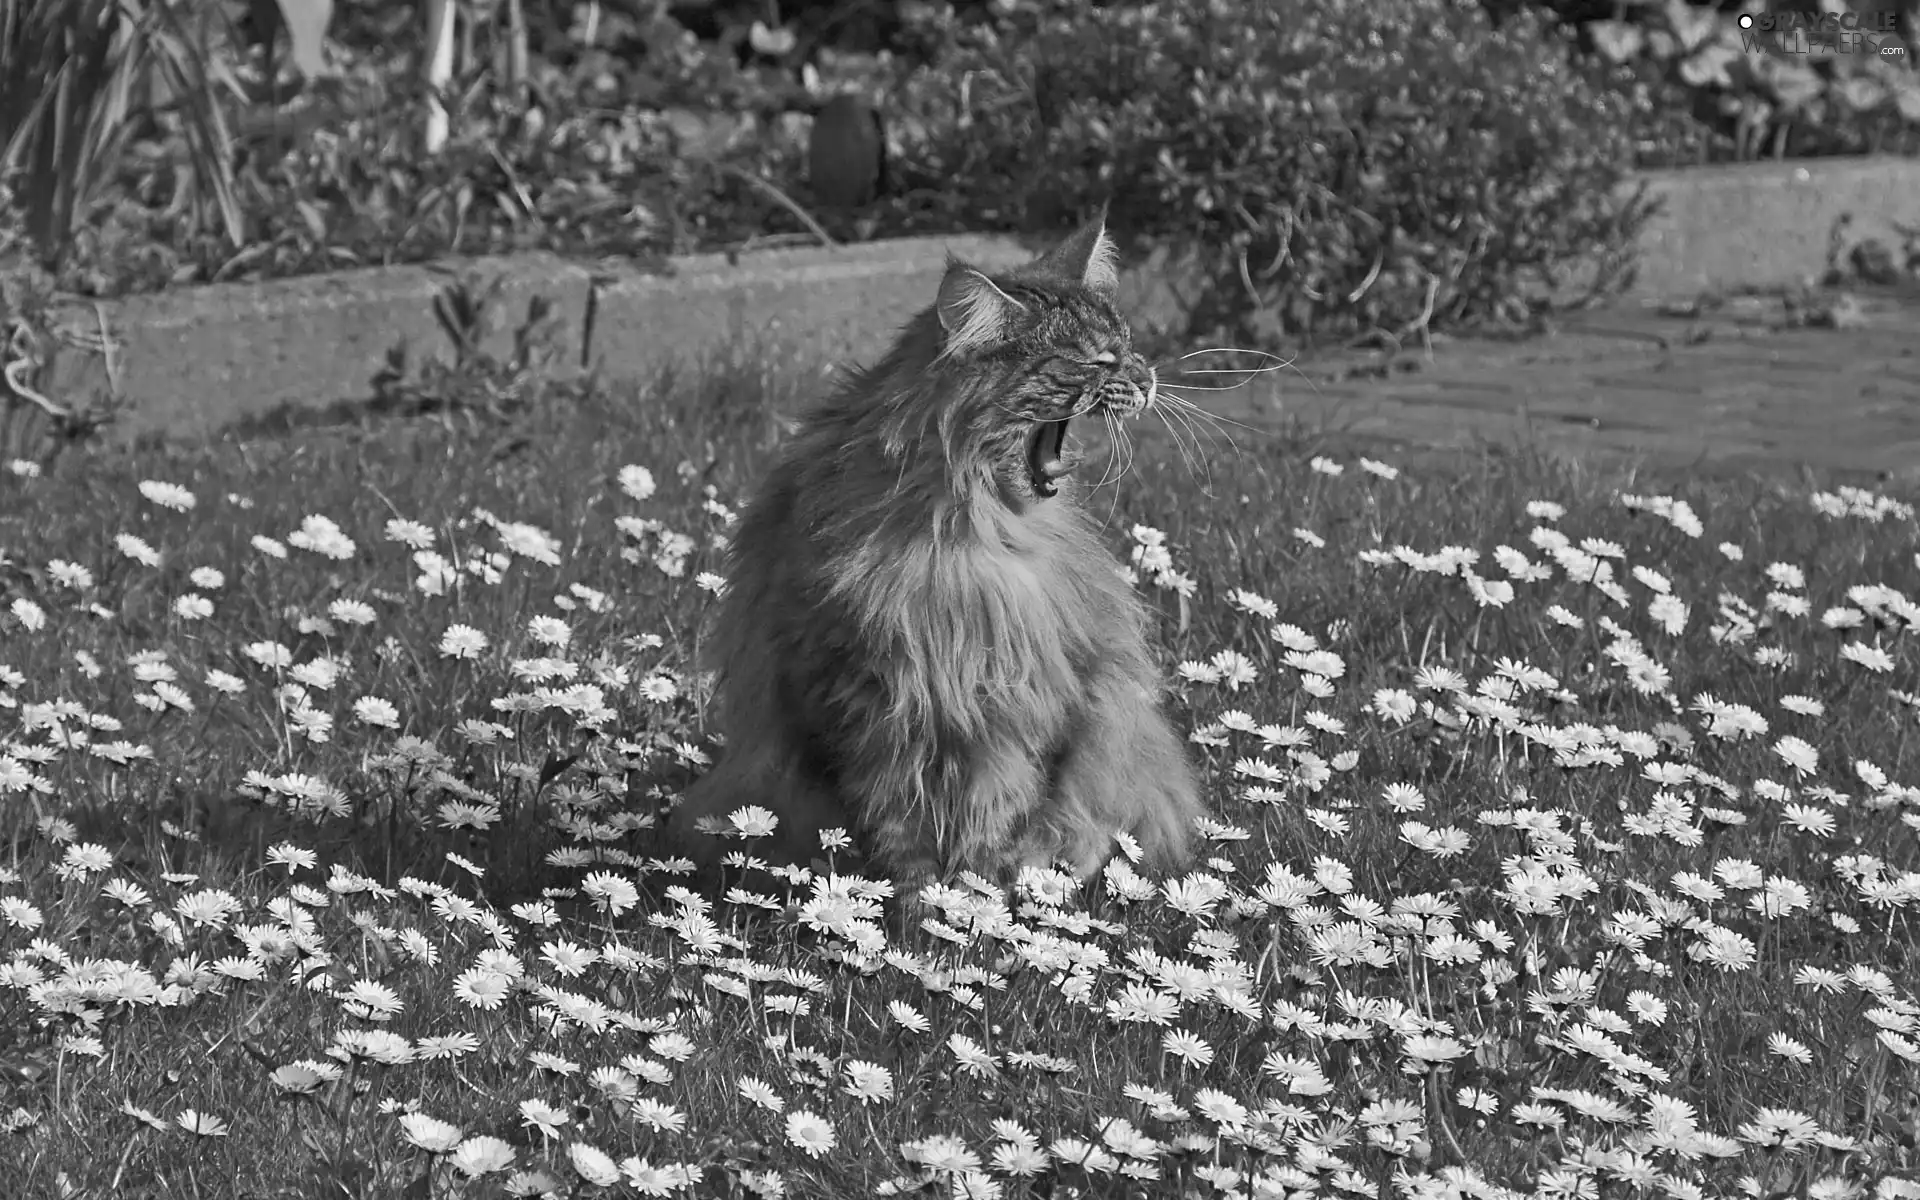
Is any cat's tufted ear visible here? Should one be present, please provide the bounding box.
[1034,208,1119,297]
[936,261,1026,356]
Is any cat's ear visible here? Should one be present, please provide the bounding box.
[936,261,1026,356]
[1036,208,1119,297]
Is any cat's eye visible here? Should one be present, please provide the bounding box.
[1087,351,1118,366]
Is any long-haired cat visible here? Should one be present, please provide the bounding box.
[668,214,1203,886]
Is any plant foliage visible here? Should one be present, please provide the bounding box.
[1579,0,1920,163]
[0,0,248,265]
[890,0,1660,346]
[8,0,1917,341]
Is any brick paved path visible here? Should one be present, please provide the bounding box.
[1204,287,1920,480]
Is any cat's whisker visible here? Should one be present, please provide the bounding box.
[1086,409,1121,491]
[1176,369,1287,379]
[1155,379,1265,393]
[1157,346,1310,410]
[1168,407,1218,482]
[1155,388,1260,445]
[1098,407,1121,481]
[1149,399,1215,495]
[1111,414,1141,490]
[1140,381,1261,500]
[1156,364,1292,391]
[1171,362,1294,377]
[1095,414,1127,527]
[1069,395,1109,421]
[1142,390,1207,473]
[1091,410,1138,527]
[1175,345,1290,362]
[1165,344,1332,422]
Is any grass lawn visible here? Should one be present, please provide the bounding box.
[1,352,1917,1200]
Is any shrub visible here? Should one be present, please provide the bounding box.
[1,0,820,296]
[34,63,810,297]
[1501,0,1920,164]
[13,0,1676,337]
[890,0,1660,347]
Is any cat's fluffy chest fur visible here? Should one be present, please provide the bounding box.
[668,214,1204,888]
[787,471,1138,749]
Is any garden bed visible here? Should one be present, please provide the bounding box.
[5,0,1919,453]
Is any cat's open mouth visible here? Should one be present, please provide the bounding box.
[1026,419,1072,497]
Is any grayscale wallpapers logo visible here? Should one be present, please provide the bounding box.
[1736,10,1911,61]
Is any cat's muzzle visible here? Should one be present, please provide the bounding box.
[1027,379,1153,498]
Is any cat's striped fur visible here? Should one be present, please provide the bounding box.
[668,215,1203,888]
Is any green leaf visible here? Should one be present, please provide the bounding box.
[1754,55,1826,112]
[1663,0,1719,54]
[747,19,794,57]
[1588,20,1645,63]
[1678,42,1739,89]
[1894,76,1920,125]
[1832,75,1887,112]
[294,198,328,243]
